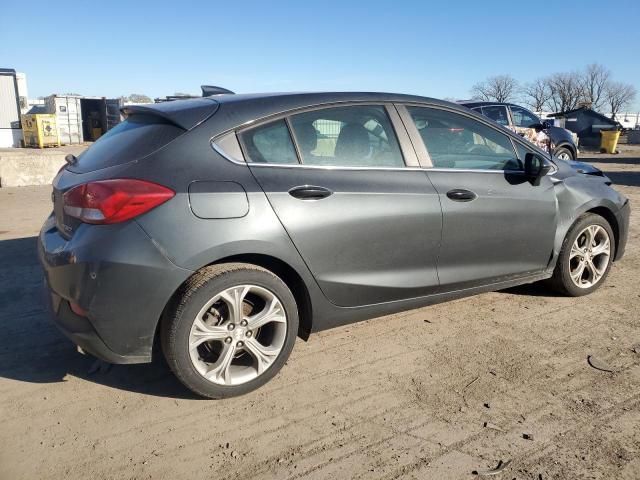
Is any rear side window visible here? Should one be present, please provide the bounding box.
[481,105,511,127]
[510,106,540,128]
[239,120,298,164]
[289,105,405,168]
[69,114,184,173]
[407,106,521,171]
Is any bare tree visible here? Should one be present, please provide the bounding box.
[521,78,552,112]
[579,63,610,111]
[546,72,584,112]
[470,75,519,103]
[605,81,637,120]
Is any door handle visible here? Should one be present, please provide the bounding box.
[288,185,333,200]
[446,189,477,202]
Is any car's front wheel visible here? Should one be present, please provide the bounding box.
[161,263,299,399]
[554,146,575,161]
[549,213,615,296]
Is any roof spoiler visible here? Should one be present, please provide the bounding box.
[121,98,220,130]
[201,85,234,97]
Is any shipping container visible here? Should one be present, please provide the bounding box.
[21,114,60,148]
[44,95,123,144]
[46,95,83,144]
[79,97,123,140]
[0,68,23,148]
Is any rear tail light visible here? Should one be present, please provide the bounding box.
[63,179,175,224]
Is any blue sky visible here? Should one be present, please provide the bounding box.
[1,0,638,107]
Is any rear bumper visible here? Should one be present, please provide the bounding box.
[43,286,149,363]
[614,200,630,261]
[38,215,193,364]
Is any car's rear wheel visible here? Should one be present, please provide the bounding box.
[549,213,614,296]
[554,146,574,160]
[161,263,298,398]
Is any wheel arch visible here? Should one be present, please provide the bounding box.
[214,253,313,340]
[551,195,621,273]
[554,142,577,159]
[585,206,620,260]
[153,252,313,361]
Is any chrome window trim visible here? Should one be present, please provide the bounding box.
[210,131,246,165]
[427,167,524,174]
[427,165,557,176]
[210,99,558,177]
[246,162,426,172]
[234,102,412,170]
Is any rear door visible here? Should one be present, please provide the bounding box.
[509,105,552,152]
[399,104,557,291]
[238,104,442,307]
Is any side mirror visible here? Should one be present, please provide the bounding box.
[542,120,552,129]
[524,152,551,185]
[530,122,549,130]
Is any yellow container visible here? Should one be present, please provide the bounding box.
[21,114,61,148]
[600,130,621,154]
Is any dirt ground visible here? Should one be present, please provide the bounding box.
[1,147,639,480]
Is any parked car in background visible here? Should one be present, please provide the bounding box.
[459,101,579,160]
[39,92,629,398]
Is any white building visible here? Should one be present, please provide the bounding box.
[0,68,23,148]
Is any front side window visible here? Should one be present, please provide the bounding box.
[510,106,541,128]
[407,106,521,171]
[239,120,298,164]
[481,105,511,127]
[288,105,405,168]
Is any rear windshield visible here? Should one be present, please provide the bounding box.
[68,114,184,173]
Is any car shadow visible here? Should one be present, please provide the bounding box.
[577,155,640,166]
[499,282,564,297]
[602,171,640,188]
[0,236,199,400]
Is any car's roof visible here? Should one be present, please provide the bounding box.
[123,91,552,158]
[457,100,523,109]
[124,91,469,131]
[210,91,450,107]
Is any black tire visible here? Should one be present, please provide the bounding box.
[548,213,615,297]
[553,146,575,160]
[161,263,299,399]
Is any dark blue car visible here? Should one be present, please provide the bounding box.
[459,101,579,160]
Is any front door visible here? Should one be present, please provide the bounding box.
[238,104,442,307]
[401,104,557,290]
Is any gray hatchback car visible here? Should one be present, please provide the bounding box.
[39,92,630,398]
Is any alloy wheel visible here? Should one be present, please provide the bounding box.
[557,151,572,160]
[188,285,288,385]
[569,225,611,288]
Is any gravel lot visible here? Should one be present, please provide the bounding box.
[1,148,639,480]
